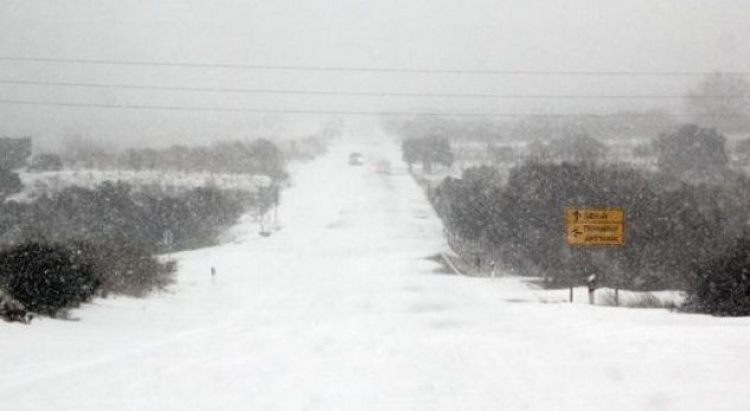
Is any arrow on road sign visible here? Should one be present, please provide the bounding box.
[572,210,580,223]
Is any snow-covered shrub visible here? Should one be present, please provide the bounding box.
[2,181,251,253]
[0,241,174,316]
[0,242,99,316]
[0,168,23,200]
[71,242,174,298]
[0,288,30,323]
[600,291,679,309]
[687,238,750,316]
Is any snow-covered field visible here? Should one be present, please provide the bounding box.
[2,131,750,410]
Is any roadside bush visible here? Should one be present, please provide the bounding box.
[687,238,750,316]
[3,182,251,253]
[0,241,174,316]
[0,288,30,323]
[72,241,174,297]
[600,291,678,309]
[0,168,23,200]
[0,242,99,316]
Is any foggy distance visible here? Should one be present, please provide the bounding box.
[2,0,750,147]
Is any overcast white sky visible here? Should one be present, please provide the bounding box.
[1,0,749,149]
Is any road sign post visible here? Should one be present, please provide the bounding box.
[565,208,624,304]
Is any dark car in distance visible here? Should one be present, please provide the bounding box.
[349,152,365,166]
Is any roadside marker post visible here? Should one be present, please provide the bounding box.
[587,274,597,305]
[163,229,174,262]
[569,286,574,304]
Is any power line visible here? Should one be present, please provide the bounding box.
[0,98,738,117]
[0,56,748,76]
[1,79,748,99]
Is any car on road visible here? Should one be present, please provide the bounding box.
[348,152,365,165]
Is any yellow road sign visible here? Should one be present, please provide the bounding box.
[566,209,624,246]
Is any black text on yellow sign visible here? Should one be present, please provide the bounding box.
[565,209,624,224]
[566,209,624,246]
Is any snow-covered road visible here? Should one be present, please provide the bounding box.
[3,132,750,410]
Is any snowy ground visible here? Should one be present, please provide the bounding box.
[2,131,750,411]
